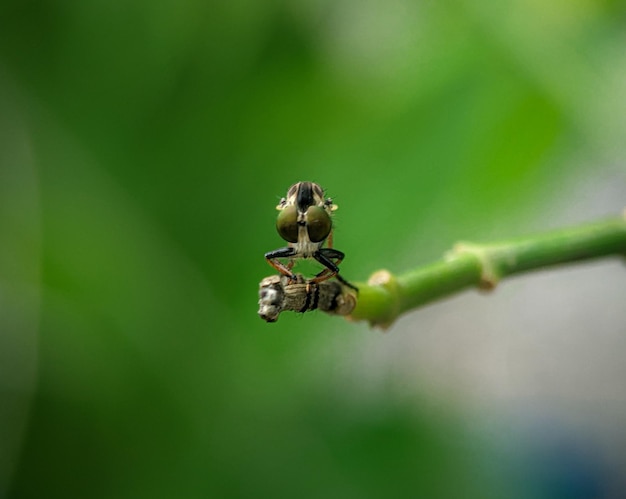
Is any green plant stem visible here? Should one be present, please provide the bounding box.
[349,214,626,329]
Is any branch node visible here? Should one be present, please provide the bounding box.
[367,269,393,286]
[362,269,401,331]
[453,242,499,291]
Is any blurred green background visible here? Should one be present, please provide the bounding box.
[1,0,626,497]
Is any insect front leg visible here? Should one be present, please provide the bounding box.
[265,247,297,281]
[312,248,358,291]
[311,248,342,282]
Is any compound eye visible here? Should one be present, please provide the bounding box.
[306,206,331,242]
[276,205,299,243]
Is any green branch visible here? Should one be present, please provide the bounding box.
[349,214,626,329]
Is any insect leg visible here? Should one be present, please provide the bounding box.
[312,249,341,280]
[265,247,297,280]
[313,248,358,291]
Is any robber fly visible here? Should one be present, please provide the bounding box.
[265,181,357,291]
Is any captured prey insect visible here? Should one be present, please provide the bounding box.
[258,274,356,323]
[264,181,357,291]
